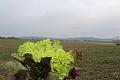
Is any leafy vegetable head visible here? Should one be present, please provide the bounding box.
[12,39,74,80]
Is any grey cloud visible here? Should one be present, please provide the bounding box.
[0,0,120,38]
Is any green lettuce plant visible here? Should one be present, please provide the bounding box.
[12,39,74,80]
[4,61,26,73]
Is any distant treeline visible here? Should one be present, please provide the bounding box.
[0,36,19,39]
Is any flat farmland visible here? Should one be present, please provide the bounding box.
[61,41,120,80]
[0,39,120,80]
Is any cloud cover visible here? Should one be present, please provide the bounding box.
[0,0,120,38]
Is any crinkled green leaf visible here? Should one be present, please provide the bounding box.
[12,39,74,80]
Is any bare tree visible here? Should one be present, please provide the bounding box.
[112,36,120,46]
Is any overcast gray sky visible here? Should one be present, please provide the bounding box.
[0,0,120,38]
